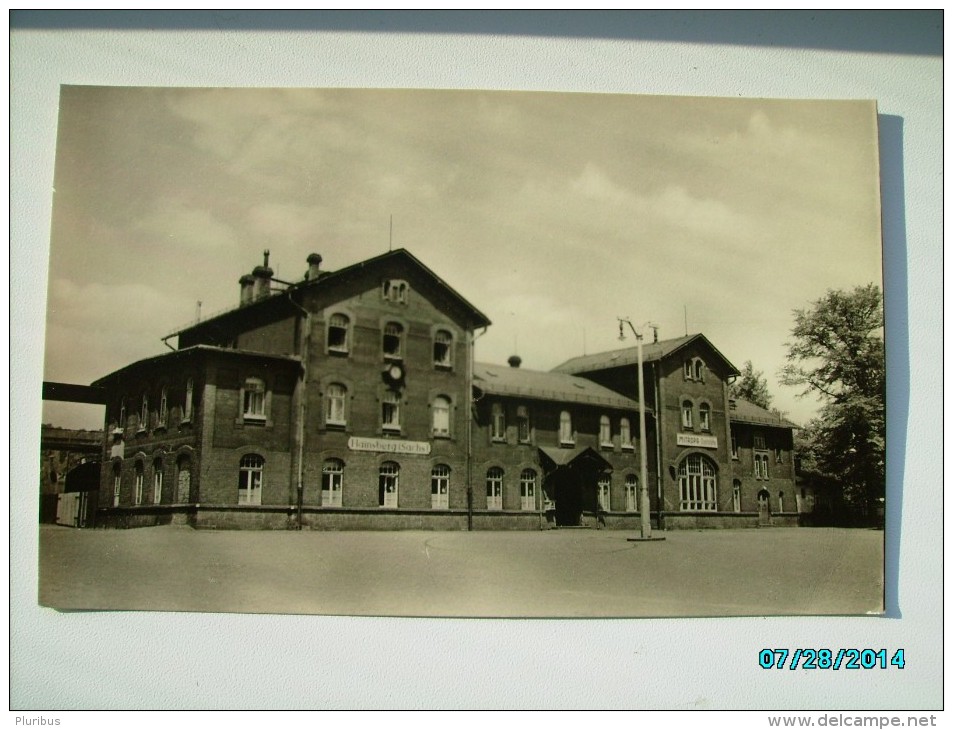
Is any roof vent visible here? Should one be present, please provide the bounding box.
[507,355,522,368]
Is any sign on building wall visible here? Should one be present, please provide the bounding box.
[677,433,718,449]
[347,437,432,455]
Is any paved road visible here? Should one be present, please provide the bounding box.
[38,524,884,617]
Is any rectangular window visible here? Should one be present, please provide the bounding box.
[431,465,450,509]
[517,407,531,444]
[153,469,163,504]
[620,418,633,450]
[432,396,451,437]
[433,329,452,368]
[681,402,693,430]
[486,469,503,510]
[322,460,343,507]
[383,323,403,360]
[382,391,401,431]
[243,378,266,420]
[491,403,506,442]
[730,430,739,459]
[753,432,766,450]
[328,314,349,353]
[183,378,194,422]
[326,384,347,426]
[139,394,149,433]
[775,448,783,463]
[134,468,144,505]
[520,472,536,511]
[597,478,611,511]
[113,472,121,507]
[158,387,168,428]
[599,416,612,448]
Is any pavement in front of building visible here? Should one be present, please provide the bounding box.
[37,524,884,618]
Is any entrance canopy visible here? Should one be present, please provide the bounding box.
[538,446,613,472]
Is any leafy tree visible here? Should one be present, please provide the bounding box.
[731,360,773,410]
[780,284,885,520]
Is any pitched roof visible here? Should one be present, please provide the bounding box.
[169,248,491,339]
[92,345,301,387]
[474,363,647,411]
[551,333,740,377]
[730,398,799,429]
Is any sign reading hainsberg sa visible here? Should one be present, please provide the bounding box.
[676,433,718,449]
[347,437,432,455]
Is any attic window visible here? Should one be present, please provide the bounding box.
[684,357,706,382]
[382,279,409,304]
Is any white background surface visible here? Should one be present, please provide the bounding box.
[10,11,942,710]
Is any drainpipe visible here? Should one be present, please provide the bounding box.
[466,325,488,532]
[654,361,664,531]
[288,289,310,530]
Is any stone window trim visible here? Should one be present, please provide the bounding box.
[697,400,712,433]
[431,324,455,370]
[380,387,403,435]
[559,410,575,447]
[429,392,455,439]
[683,356,706,383]
[619,416,634,451]
[490,402,506,443]
[599,414,613,450]
[379,316,410,362]
[321,457,345,508]
[381,278,409,304]
[485,466,504,511]
[680,397,695,430]
[236,374,273,427]
[516,405,532,445]
[324,308,355,356]
[181,376,195,425]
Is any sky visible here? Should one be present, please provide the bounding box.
[43,87,883,430]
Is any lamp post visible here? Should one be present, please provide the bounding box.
[618,318,660,541]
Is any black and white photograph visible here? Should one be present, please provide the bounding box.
[13,10,941,713]
[39,87,885,618]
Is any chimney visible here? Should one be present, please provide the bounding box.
[239,274,255,305]
[306,252,323,280]
[507,355,522,368]
[252,249,274,301]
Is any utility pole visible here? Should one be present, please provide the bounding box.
[618,317,665,543]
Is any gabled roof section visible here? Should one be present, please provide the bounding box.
[538,445,613,471]
[729,398,799,430]
[169,248,491,339]
[474,363,647,412]
[550,333,740,377]
[92,345,301,387]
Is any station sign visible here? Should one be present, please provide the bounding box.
[676,433,718,449]
[347,436,432,455]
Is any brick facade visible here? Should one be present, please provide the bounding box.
[93,248,798,530]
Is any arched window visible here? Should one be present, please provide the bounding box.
[431,464,450,509]
[432,396,451,437]
[620,417,632,450]
[516,406,531,443]
[326,383,347,426]
[597,474,611,511]
[152,457,164,504]
[328,313,350,353]
[243,377,266,420]
[698,402,711,432]
[491,403,506,442]
[383,322,403,359]
[486,467,504,510]
[599,415,612,447]
[681,400,694,429]
[433,329,452,368]
[559,411,574,445]
[238,454,264,505]
[134,461,144,505]
[118,400,126,434]
[379,461,399,508]
[382,390,401,431]
[322,458,344,507]
[694,360,704,381]
[625,474,638,512]
[520,469,536,511]
[678,454,718,512]
[112,462,121,507]
[732,479,742,512]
